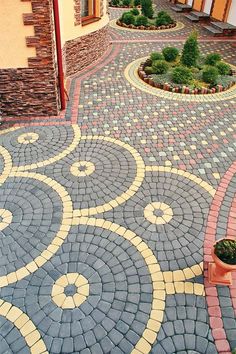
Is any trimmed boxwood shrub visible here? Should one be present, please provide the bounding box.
[141,0,154,18]
[156,11,173,26]
[144,66,155,75]
[205,53,221,66]
[162,47,179,62]
[111,0,119,5]
[181,31,199,67]
[136,15,148,26]
[134,0,141,6]
[172,66,193,84]
[131,8,140,15]
[152,60,169,74]
[150,52,164,61]
[202,66,219,85]
[123,0,131,6]
[121,12,135,24]
[216,61,231,75]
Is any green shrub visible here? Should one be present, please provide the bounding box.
[112,0,119,5]
[123,0,131,6]
[150,52,164,61]
[144,66,154,75]
[141,0,154,18]
[232,348,236,354]
[214,239,236,265]
[216,61,231,75]
[172,66,193,84]
[134,0,141,6]
[136,15,148,26]
[131,8,139,15]
[156,11,173,26]
[181,31,199,67]
[205,53,221,66]
[152,60,169,74]
[202,66,219,85]
[162,47,179,62]
[121,12,135,24]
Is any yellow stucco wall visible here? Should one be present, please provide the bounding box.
[59,0,109,46]
[0,0,36,69]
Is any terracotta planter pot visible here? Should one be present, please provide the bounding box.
[209,237,236,286]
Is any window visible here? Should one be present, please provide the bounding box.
[81,0,96,21]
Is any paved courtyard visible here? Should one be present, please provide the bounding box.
[0,0,236,353]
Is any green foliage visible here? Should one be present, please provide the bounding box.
[216,61,231,75]
[151,60,169,74]
[150,52,164,61]
[205,53,221,66]
[121,11,135,24]
[214,239,236,265]
[111,0,119,5]
[172,66,193,84]
[144,66,154,75]
[131,8,139,15]
[232,348,236,354]
[136,15,148,26]
[162,47,179,62]
[156,11,173,26]
[202,66,219,85]
[181,31,199,67]
[141,0,154,18]
[123,0,131,6]
[134,0,141,6]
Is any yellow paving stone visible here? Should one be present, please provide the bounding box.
[135,338,151,353]
[165,283,175,294]
[7,272,17,284]
[141,249,153,258]
[193,283,205,296]
[152,272,164,282]
[163,271,173,283]
[55,275,68,287]
[191,263,203,276]
[7,307,22,322]
[21,320,36,336]
[67,273,79,284]
[145,255,158,265]
[51,285,64,297]
[143,329,157,344]
[137,242,148,252]
[153,290,165,300]
[78,284,89,296]
[147,319,161,332]
[151,310,164,322]
[25,330,41,346]
[73,294,87,307]
[183,268,195,279]
[52,294,67,307]
[75,275,88,287]
[173,270,185,282]
[61,296,75,309]
[0,302,12,316]
[31,339,47,354]
[34,256,46,267]
[148,264,161,274]
[15,314,29,329]
[184,282,194,294]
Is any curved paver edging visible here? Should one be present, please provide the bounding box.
[110,19,185,33]
[116,19,177,31]
[125,57,236,102]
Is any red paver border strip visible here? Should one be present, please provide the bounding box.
[204,161,236,354]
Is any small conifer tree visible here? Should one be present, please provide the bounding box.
[181,31,199,67]
[141,0,154,18]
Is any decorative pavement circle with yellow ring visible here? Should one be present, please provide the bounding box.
[17,132,39,144]
[70,161,95,177]
[144,202,173,225]
[124,57,236,102]
[109,19,185,33]
[52,273,89,309]
[0,209,13,231]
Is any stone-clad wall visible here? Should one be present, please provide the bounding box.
[0,0,59,117]
[74,0,81,25]
[63,26,109,76]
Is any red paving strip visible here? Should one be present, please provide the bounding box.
[111,37,236,43]
[204,161,236,353]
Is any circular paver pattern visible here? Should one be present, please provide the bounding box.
[151,294,217,354]
[100,171,212,271]
[125,57,236,102]
[144,202,173,225]
[0,125,78,168]
[109,19,185,33]
[70,161,95,177]
[0,316,30,354]
[52,273,89,309]
[0,176,63,276]
[5,225,153,353]
[37,137,143,213]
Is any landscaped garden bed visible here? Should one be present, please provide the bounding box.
[115,0,176,30]
[109,0,141,8]
[138,32,235,94]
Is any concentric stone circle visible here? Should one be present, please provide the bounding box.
[110,18,185,33]
[144,202,173,225]
[124,57,236,102]
[17,132,39,144]
[0,209,13,231]
[52,273,89,309]
[70,161,95,177]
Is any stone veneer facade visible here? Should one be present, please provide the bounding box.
[0,0,59,117]
[63,26,109,76]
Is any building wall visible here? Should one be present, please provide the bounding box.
[59,0,109,76]
[203,0,213,14]
[0,0,59,117]
[227,1,236,26]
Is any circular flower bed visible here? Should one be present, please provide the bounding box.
[109,0,141,8]
[138,32,235,94]
[116,0,176,31]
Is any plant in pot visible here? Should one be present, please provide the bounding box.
[209,237,236,285]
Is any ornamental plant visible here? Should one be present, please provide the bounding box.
[202,66,219,85]
[150,52,164,61]
[216,61,231,75]
[181,31,199,67]
[134,0,141,6]
[136,15,148,26]
[112,0,119,5]
[121,12,135,24]
[162,47,179,62]
[156,11,173,26]
[214,239,236,265]
[205,53,221,66]
[152,60,169,74]
[172,66,193,84]
[144,66,154,75]
[141,0,154,18]
[131,8,139,15]
[123,0,131,6]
